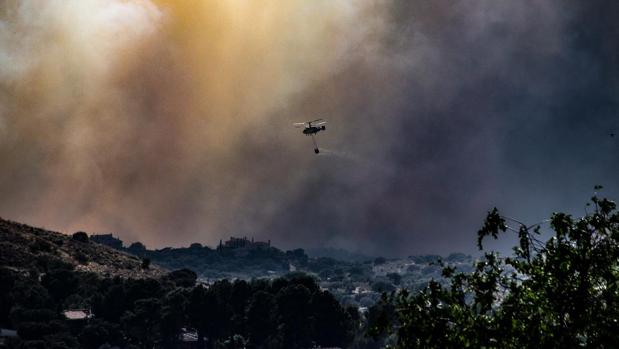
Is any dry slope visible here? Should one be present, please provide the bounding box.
[0,217,165,278]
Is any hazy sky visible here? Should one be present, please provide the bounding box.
[0,0,617,256]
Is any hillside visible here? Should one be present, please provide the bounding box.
[91,235,311,280]
[0,219,360,349]
[0,217,165,278]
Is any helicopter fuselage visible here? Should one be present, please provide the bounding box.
[302,125,326,135]
[294,119,326,154]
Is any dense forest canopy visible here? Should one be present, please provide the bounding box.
[0,267,360,349]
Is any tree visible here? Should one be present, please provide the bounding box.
[121,298,162,348]
[128,242,147,255]
[286,248,309,266]
[0,268,17,326]
[282,272,320,293]
[207,280,234,343]
[188,285,211,348]
[72,232,89,243]
[275,284,312,349]
[310,290,355,348]
[230,280,251,329]
[386,272,402,285]
[97,284,126,322]
[160,288,189,349]
[188,282,234,348]
[124,278,164,307]
[167,268,197,288]
[370,193,619,348]
[42,269,79,303]
[141,257,151,269]
[74,250,89,265]
[190,243,203,249]
[245,290,276,348]
[79,319,124,349]
[371,280,395,293]
[11,279,52,310]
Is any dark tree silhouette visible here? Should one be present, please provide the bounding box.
[370,192,619,348]
[245,290,276,348]
[167,268,197,288]
[275,284,313,349]
[71,232,89,243]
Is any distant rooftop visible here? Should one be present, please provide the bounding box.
[0,328,17,337]
[63,309,93,320]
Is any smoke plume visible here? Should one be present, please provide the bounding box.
[1,0,617,255]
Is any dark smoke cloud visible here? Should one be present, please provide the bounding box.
[0,0,617,256]
[262,0,619,255]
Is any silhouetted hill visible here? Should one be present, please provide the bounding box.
[93,235,311,279]
[0,217,165,278]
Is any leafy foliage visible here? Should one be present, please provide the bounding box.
[370,193,619,348]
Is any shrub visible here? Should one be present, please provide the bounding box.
[74,251,89,265]
[71,232,89,243]
[167,268,197,288]
[128,242,147,255]
[371,281,395,293]
[141,258,151,270]
[30,239,53,253]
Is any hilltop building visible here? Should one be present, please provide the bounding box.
[218,236,271,250]
[90,233,123,250]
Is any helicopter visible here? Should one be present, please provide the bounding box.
[294,119,326,154]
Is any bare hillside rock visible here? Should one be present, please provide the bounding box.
[0,217,165,278]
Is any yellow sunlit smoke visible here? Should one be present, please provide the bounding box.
[154,0,373,151]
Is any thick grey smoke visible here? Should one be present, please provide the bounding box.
[0,0,617,256]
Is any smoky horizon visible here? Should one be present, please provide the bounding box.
[0,0,617,257]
